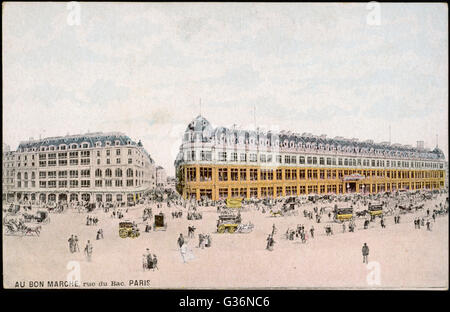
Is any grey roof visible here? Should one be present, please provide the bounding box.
[17,132,135,151]
[181,116,445,160]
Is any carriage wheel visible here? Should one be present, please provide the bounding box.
[228,226,236,234]
[217,225,226,233]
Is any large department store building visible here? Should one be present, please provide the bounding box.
[2,132,156,203]
[175,116,446,201]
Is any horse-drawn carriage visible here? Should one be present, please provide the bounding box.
[3,218,42,237]
[119,221,140,238]
[334,207,353,222]
[4,204,21,216]
[22,210,50,224]
[153,213,167,231]
[217,212,242,233]
[368,203,383,217]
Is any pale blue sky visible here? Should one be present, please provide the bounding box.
[3,3,448,175]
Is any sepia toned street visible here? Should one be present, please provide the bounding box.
[3,194,448,289]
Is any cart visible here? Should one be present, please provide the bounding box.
[153,213,167,231]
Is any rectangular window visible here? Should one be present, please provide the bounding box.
[187,168,196,182]
[218,152,227,161]
[218,168,228,181]
[240,168,247,181]
[39,171,46,179]
[116,149,120,156]
[48,181,56,188]
[326,157,331,165]
[219,188,228,199]
[40,181,46,188]
[277,155,282,164]
[299,169,305,180]
[319,157,325,165]
[70,159,79,165]
[201,151,212,161]
[105,180,112,187]
[115,180,123,187]
[338,158,343,166]
[260,154,266,163]
[249,153,257,162]
[250,169,258,181]
[81,169,90,177]
[48,160,56,167]
[80,158,90,165]
[200,167,212,181]
[284,155,290,164]
[299,156,305,164]
[240,153,247,162]
[58,180,67,188]
[95,180,102,187]
[276,169,282,180]
[69,151,78,158]
[231,152,238,162]
[69,180,78,188]
[230,168,238,181]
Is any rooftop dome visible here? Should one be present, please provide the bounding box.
[185,115,212,133]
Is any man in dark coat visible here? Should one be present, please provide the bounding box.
[362,243,369,264]
[177,233,184,248]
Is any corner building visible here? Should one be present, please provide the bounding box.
[5,132,156,203]
[175,116,446,200]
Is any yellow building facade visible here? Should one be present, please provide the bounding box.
[175,116,446,201]
[180,164,445,200]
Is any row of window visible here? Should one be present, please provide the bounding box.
[184,150,444,169]
[18,168,143,180]
[17,179,141,188]
[20,139,135,153]
[185,167,445,182]
[187,181,445,199]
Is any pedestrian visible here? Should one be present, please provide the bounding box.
[74,236,80,252]
[84,240,93,261]
[68,235,74,253]
[177,233,184,249]
[362,243,369,264]
[342,223,346,233]
[426,220,431,231]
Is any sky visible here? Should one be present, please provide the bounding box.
[3,2,448,176]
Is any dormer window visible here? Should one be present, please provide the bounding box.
[115,140,120,146]
[96,141,102,147]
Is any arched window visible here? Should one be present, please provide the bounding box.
[17,172,21,179]
[24,172,28,180]
[95,169,102,177]
[31,172,35,179]
[105,169,112,177]
[127,168,133,177]
[115,168,122,177]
